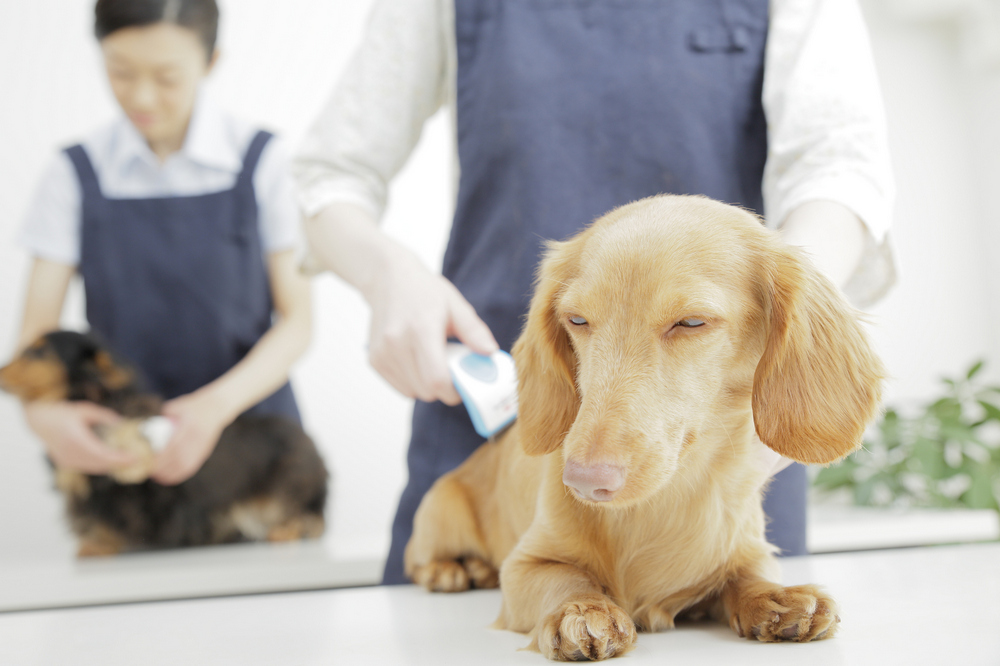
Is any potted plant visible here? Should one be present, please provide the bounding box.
[814,362,1000,513]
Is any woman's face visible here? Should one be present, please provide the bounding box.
[101,22,215,150]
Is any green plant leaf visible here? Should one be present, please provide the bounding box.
[929,397,962,422]
[978,400,1000,423]
[853,476,876,505]
[962,462,998,510]
[911,436,947,479]
[940,421,977,443]
[814,461,856,489]
[880,409,900,437]
[813,360,1000,513]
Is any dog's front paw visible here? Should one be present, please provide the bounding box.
[730,583,840,642]
[536,596,636,661]
[410,555,499,592]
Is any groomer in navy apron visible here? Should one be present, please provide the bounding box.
[296,0,893,584]
[16,0,311,487]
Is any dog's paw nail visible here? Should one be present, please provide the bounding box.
[780,625,798,639]
[815,629,829,640]
[835,615,841,623]
[770,613,781,624]
[751,626,761,637]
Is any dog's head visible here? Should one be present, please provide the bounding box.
[0,331,134,403]
[512,195,884,507]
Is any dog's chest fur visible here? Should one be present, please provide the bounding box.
[520,452,773,630]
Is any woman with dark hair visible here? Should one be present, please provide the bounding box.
[94,0,219,54]
[15,0,311,486]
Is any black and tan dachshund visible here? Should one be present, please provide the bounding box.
[0,331,328,557]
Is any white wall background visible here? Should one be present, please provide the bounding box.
[0,0,998,567]
[863,0,1000,402]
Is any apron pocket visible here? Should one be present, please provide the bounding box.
[687,24,751,53]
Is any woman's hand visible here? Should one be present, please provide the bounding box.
[24,401,132,473]
[756,443,794,479]
[365,248,498,406]
[305,202,498,406]
[150,390,234,485]
[779,200,867,291]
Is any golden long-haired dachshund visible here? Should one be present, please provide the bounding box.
[0,331,328,557]
[405,195,884,660]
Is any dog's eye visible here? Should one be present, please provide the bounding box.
[677,318,705,328]
[569,316,588,326]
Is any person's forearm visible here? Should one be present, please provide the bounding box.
[194,252,312,422]
[779,200,866,289]
[17,258,74,351]
[303,200,496,404]
[201,315,310,422]
[304,201,422,301]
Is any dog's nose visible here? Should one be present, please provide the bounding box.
[563,460,625,502]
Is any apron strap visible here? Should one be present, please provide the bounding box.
[63,145,104,199]
[236,130,274,188]
[66,133,273,197]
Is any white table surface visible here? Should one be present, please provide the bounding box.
[2,504,996,614]
[807,504,1000,553]
[0,536,383,613]
[1,542,997,666]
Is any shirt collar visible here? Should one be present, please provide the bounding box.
[181,91,243,172]
[107,90,243,176]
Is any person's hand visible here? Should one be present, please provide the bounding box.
[304,201,498,405]
[756,442,794,479]
[150,390,233,485]
[780,201,866,289]
[23,401,132,473]
[365,248,498,406]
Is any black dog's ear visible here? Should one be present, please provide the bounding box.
[0,340,68,402]
[47,331,135,398]
[79,332,133,389]
[77,333,104,362]
[46,331,98,368]
[94,351,133,390]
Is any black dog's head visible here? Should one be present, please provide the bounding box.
[0,331,136,403]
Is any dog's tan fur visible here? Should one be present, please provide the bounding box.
[97,419,158,484]
[0,340,69,402]
[405,195,884,660]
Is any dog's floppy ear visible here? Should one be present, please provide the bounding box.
[752,246,885,464]
[512,239,581,456]
[94,351,133,391]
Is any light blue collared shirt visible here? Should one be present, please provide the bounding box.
[20,95,302,266]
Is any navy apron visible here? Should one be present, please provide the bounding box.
[385,0,806,584]
[66,130,300,422]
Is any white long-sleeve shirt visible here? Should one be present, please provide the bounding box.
[295,0,896,307]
